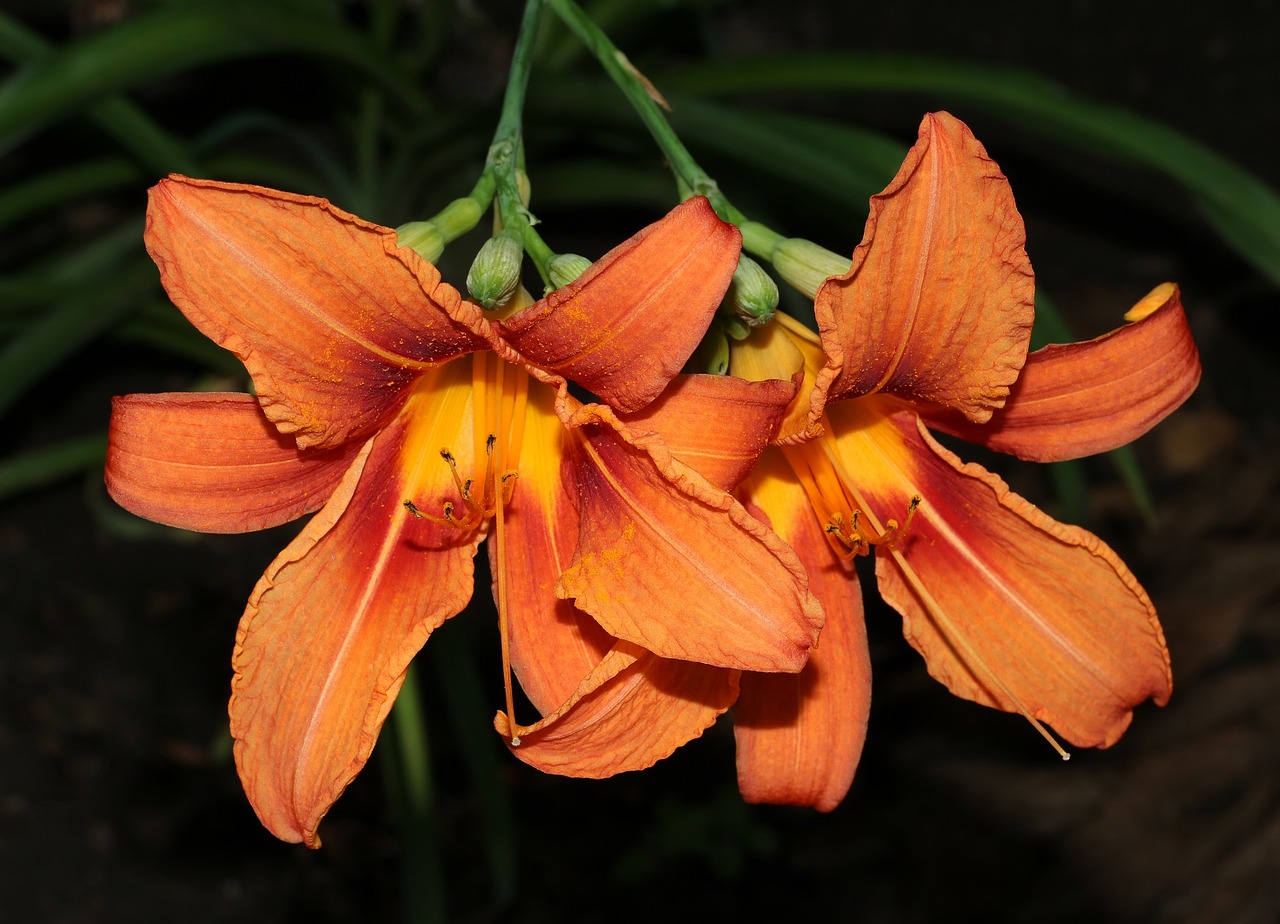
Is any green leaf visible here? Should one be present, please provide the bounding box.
[0,258,154,420]
[0,158,142,231]
[0,223,142,315]
[0,3,429,152]
[667,96,905,214]
[0,434,107,501]
[665,54,1280,286]
[530,158,674,209]
[530,79,904,217]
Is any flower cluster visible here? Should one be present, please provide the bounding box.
[106,112,1200,845]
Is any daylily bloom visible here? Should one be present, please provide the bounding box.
[498,111,1200,808]
[105,176,825,846]
[727,111,1201,809]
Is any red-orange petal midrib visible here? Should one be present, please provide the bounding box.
[146,176,483,449]
[558,423,821,673]
[230,368,482,846]
[105,392,359,532]
[813,112,1034,424]
[498,197,741,413]
[828,403,1170,747]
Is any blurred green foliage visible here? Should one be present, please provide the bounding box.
[4,0,1278,506]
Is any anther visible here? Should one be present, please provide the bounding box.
[824,495,923,559]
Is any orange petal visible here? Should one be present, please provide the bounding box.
[106,392,359,532]
[827,400,1171,748]
[813,112,1034,423]
[146,175,487,449]
[555,404,825,673]
[495,641,738,777]
[734,448,870,811]
[497,377,614,715]
[498,196,741,413]
[230,361,483,847]
[619,372,796,491]
[921,283,1201,462]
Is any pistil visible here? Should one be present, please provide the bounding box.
[404,351,530,746]
[812,435,1072,761]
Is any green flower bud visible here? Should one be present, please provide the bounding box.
[727,254,778,327]
[684,320,730,376]
[396,221,445,263]
[396,196,486,263]
[723,316,752,341]
[433,195,485,241]
[548,253,593,290]
[737,221,785,260]
[772,238,851,300]
[467,230,524,309]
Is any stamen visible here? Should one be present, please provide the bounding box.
[490,357,522,745]
[813,438,1071,761]
[823,494,922,560]
[407,351,533,746]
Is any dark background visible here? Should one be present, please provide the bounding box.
[3,1,1279,921]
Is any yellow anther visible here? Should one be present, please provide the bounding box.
[824,494,922,559]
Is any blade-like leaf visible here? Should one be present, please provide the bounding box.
[0,4,429,153]
[0,258,154,419]
[0,434,107,501]
[666,54,1280,285]
[0,158,142,231]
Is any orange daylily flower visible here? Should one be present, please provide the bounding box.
[498,112,1201,806]
[106,176,825,846]
[728,111,1202,809]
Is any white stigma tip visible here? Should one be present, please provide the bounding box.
[510,736,521,748]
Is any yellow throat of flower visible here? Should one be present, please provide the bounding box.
[403,349,531,745]
[781,417,1072,762]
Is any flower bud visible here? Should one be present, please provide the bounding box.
[434,195,485,240]
[772,238,850,300]
[548,253,593,289]
[727,254,778,327]
[684,321,730,376]
[396,195,486,263]
[723,316,752,341]
[467,230,524,309]
[396,221,445,263]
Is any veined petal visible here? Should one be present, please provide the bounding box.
[827,400,1171,748]
[495,641,738,777]
[230,360,482,847]
[106,392,359,532]
[146,176,486,450]
[619,373,796,492]
[813,112,1034,423]
[921,283,1201,462]
[735,448,870,811]
[555,402,825,673]
[498,196,741,413]
[498,377,614,716]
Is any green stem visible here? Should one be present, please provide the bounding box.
[486,0,555,285]
[545,0,746,225]
[388,663,444,924]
